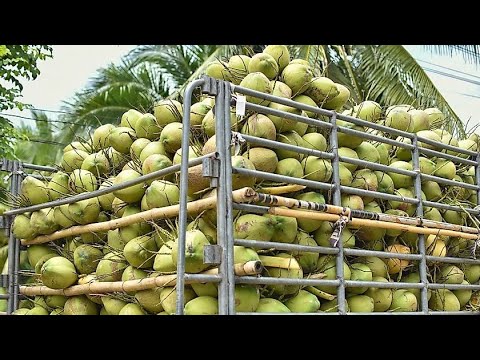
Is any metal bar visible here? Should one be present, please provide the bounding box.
[420,147,477,165]
[175,78,205,315]
[340,185,419,204]
[239,133,334,160]
[417,137,477,157]
[343,248,422,261]
[412,134,429,314]
[223,82,236,314]
[428,283,480,290]
[428,311,479,315]
[425,255,480,265]
[345,280,424,289]
[421,174,478,190]
[476,152,480,213]
[423,200,479,215]
[235,276,340,287]
[4,154,212,216]
[329,112,346,315]
[13,168,22,311]
[340,127,415,150]
[21,163,57,172]
[232,167,333,191]
[336,113,415,139]
[30,174,52,181]
[339,156,416,176]
[183,274,222,283]
[6,161,18,314]
[232,203,270,214]
[234,239,339,255]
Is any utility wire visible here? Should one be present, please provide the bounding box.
[423,67,480,87]
[416,59,480,81]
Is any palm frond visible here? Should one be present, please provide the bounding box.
[423,45,480,67]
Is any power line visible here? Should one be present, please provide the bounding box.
[416,59,480,81]
[423,67,480,87]
[17,138,66,146]
[0,113,78,126]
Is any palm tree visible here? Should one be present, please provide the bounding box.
[53,45,480,148]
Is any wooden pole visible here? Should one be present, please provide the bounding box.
[258,184,306,195]
[20,260,262,297]
[259,255,301,270]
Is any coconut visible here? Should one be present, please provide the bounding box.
[202,108,237,138]
[323,84,350,110]
[270,80,292,98]
[385,108,412,131]
[433,159,456,180]
[267,102,305,133]
[316,256,351,294]
[95,179,115,211]
[301,157,332,182]
[458,139,477,158]
[112,169,145,203]
[183,296,218,315]
[171,230,210,273]
[135,287,164,313]
[228,156,255,189]
[284,289,320,313]
[134,113,162,140]
[337,120,364,149]
[275,158,304,179]
[429,289,460,311]
[351,101,382,122]
[141,154,173,183]
[119,303,146,315]
[416,130,442,150]
[347,263,373,295]
[402,272,431,303]
[422,181,442,201]
[120,109,143,129]
[173,146,200,166]
[292,94,318,118]
[239,72,272,105]
[234,214,274,242]
[241,114,276,141]
[291,231,319,273]
[25,307,49,315]
[205,60,230,81]
[387,161,414,188]
[382,209,407,237]
[153,99,183,126]
[351,169,378,192]
[463,264,480,284]
[375,143,390,165]
[41,256,78,289]
[405,109,429,132]
[364,277,393,312]
[233,285,260,312]
[109,127,136,154]
[101,296,128,315]
[266,253,303,295]
[68,198,100,225]
[354,142,381,165]
[320,299,349,313]
[392,137,412,161]
[47,171,70,201]
[255,298,291,313]
[159,122,183,154]
[73,244,103,275]
[416,157,436,175]
[281,63,313,95]
[68,169,97,194]
[123,235,158,269]
[63,141,92,154]
[80,152,110,178]
[34,253,57,274]
[390,290,418,312]
[187,217,217,244]
[305,77,338,104]
[30,208,59,235]
[20,176,50,205]
[96,252,128,282]
[341,194,364,211]
[61,149,89,172]
[186,164,211,196]
[248,53,279,80]
[13,214,37,240]
[227,55,251,84]
[314,221,355,248]
[264,213,297,244]
[294,192,325,232]
[384,244,410,275]
[190,282,218,297]
[92,123,115,150]
[263,45,290,71]
[302,135,327,157]
[45,294,67,309]
[26,245,56,270]
[424,108,444,127]
[347,295,374,313]
[190,101,212,126]
[139,141,168,162]
[438,265,464,284]
[234,246,260,264]
[160,287,196,314]
[363,256,388,278]
[276,131,308,161]
[242,148,278,174]
[442,210,465,226]
[337,147,359,173]
[375,172,395,194]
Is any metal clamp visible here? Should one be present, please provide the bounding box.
[201,75,219,96]
[203,245,223,265]
[0,159,17,172]
[0,275,8,288]
[202,157,220,188]
[329,208,352,247]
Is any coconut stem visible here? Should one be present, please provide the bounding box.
[20,260,262,297]
[305,286,336,301]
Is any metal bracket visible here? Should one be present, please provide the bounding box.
[0,275,8,288]
[203,245,222,265]
[202,157,220,188]
[201,75,218,96]
[0,159,16,172]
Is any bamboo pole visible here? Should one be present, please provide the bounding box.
[20,260,262,297]
[305,286,336,301]
[258,184,306,195]
[268,207,480,241]
[252,191,480,235]
[259,255,301,270]
[21,187,257,246]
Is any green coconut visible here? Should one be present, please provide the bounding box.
[387,161,414,188]
[422,181,442,202]
[281,63,313,95]
[159,122,183,154]
[241,114,276,141]
[323,83,350,110]
[13,214,37,240]
[305,77,338,104]
[68,198,100,225]
[234,214,274,242]
[233,246,260,264]
[123,235,158,269]
[402,272,431,304]
[275,131,308,161]
[438,265,464,284]
[434,159,456,180]
[341,194,364,211]
[284,289,320,313]
[338,147,359,173]
[355,142,380,165]
[62,149,89,172]
[375,172,395,194]
[92,123,115,150]
[63,141,92,154]
[418,157,436,175]
[41,256,78,289]
[153,99,183,126]
[385,108,412,131]
[96,252,128,282]
[187,217,217,244]
[205,60,230,81]
[248,52,279,80]
[347,295,375,313]
[190,282,218,297]
[109,127,136,154]
[362,256,388,278]
[390,290,418,312]
[291,95,317,118]
[227,55,251,84]
[139,141,168,162]
[352,101,382,122]
[424,108,444,127]
[364,277,393,312]
[243,148,278,174]
[314,221,355,248]
[119,303,146,315]
[231,156,256,189]
[173,146,200,166]
[388,188,415,215]
[294,192,325,232]
[337,120,364,149]
[25,306,49,315]
[27,245,56,269]
[135,287,164,313]
[20,176,50,205]
[256,298,291,313]
[316,256,351,294]
[142,180,179,212]
[81,152,110,178]
[302,133,327,153]
[264,213,297,244]
[239,72,272,105]
[134,113,162,140]
[351,169,378,192]
[422,207,442,224]
[376,143,390,165]
[47,171,70,201]
[30,208,59,235]
[301,156,332,182]
[49,308,63,315]
[266,253,303,296]
[73,244,103,275]
[171,230,210,273]
[201,108,237,138]
[263,45,290,71]
[160,287,196,315]
[234,285,260,312]
[453,280,472,308]
[463,264,480,284]
[442,210,466,226]
[270,80,292,98]
[184,296,218,315]
[68,169,97,194]
[458,139,477,158]
[112,169,145,203]
[408,109,430,132]
[189,101,212,127]
[34,253,58,274]
[416,130,442,150]
[121,109,143,129]
[101,296,128,315]
[347,263,373,295]
[274,158,303,179]
[429,289,460,311]
[267,102,305,133]
[320,299,349,313]
[292,231,319,273]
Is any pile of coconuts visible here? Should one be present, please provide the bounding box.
[7,45,480,315]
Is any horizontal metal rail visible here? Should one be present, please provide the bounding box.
[234,239,339,255]
[235,276,340,287]
[340,185,419,204]
[423,200,479,215]
[420,147,477,165]
[421,173,478,190]
[22,163,57,172]
[339,156,417,176]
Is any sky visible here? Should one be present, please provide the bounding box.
[3,45,480,133]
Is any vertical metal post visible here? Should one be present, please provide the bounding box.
[475,153,480,209]
[214,81,230,315]
[13,167,23,311]
[176,79,205,315]
[6,160,19,314]
[329,112,346,314]
[223,82,235,314]
[412,135,429,314]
